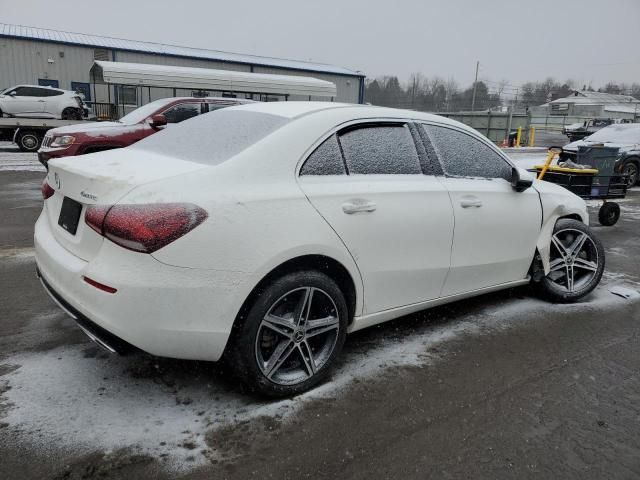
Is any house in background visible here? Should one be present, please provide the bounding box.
[536,90,640,120]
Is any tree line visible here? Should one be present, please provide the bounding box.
[364,74,640,112]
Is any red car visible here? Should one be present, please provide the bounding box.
[37,97,252,166]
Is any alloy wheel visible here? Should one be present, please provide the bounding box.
[623,163,638,186]
[255,286,340,386]
[547,228,600,293]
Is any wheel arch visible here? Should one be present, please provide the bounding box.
[535,208,589,276]
[233,254,358,329]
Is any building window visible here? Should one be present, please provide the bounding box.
[38,79,59,88]
[117,86,137,106]
[94,48,110,61]
[71,82,91,101]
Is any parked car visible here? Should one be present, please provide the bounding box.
[36,102,604,397]
[562,118,633,142]
[0,85,86,120]
[37,97,253,166]
[561,123,640,186]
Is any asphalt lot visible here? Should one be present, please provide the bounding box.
[1,144,640,479]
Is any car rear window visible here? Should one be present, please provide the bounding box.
[131,109,289,165]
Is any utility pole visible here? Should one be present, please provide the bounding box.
[471,60,479,112]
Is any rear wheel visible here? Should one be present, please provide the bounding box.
[228,270,348,397]
[537,219,605,302]
[17,130,42,152]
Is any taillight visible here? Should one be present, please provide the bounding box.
[84,203,208,253]
[41,180,55,200]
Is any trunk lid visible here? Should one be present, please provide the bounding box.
[45,149,206,261]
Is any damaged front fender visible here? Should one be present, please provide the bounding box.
[533,180,589,275]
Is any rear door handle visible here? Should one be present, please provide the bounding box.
[342,199,377,214]
[460,196,482,208]
[38,100,46,102]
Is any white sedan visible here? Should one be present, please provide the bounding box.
[35,102,604,396]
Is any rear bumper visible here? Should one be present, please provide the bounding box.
[34,210,251,361]
[37,268,137,354]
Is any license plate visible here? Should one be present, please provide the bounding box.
[58,197,83,235]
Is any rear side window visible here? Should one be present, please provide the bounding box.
[300,135,346,175]
[162,103,201,123]
[339,125,421,175]
[40,89,64,97]
[423,124,512,180]
[132,109,289,165]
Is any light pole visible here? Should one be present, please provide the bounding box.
[471,61,479,112]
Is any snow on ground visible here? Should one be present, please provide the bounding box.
[1,272,638,472]
[0,142,44,172]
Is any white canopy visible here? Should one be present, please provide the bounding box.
[92,61,337,98]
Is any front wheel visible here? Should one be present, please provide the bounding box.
[537,219,605,303]
[227,270,348,397]
[622,161,639,186]
[61,107,82,120]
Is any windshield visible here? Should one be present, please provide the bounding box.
[584,124,640,144]
[118,98,175,125]
[131,109,289,165]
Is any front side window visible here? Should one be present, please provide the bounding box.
[162,103,201,123]
[300,134,346,176]
[339,124,422,175]
[13,87,40,97]
[423,124,512,180]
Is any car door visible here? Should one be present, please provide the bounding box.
[298,121,454,314]
[4,86,45,115]
[420,123,542,297]
[40,88,65,117]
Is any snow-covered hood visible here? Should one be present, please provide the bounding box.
[46,121,142,137]
[563,122,585,132]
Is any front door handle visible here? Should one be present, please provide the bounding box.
[460,196,482,208]
[342,199,377,214]
[38,100,46,102]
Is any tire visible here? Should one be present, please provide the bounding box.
[537,219,605,303]
[17,130,42,152]
[622,160,639,186]
[227,270,348,397]
[61,108,82,121]
[598,202,620,226]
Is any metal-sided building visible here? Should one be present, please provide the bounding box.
[0,23,365,117]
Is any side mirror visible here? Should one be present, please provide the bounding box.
[9,91,16,97]
[511,167,534,192]
[149,114,167,128]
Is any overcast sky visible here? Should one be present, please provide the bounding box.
[2,0,639,93]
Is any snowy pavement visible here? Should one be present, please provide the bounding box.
[0,142,44,172]
[1,165,640,478]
